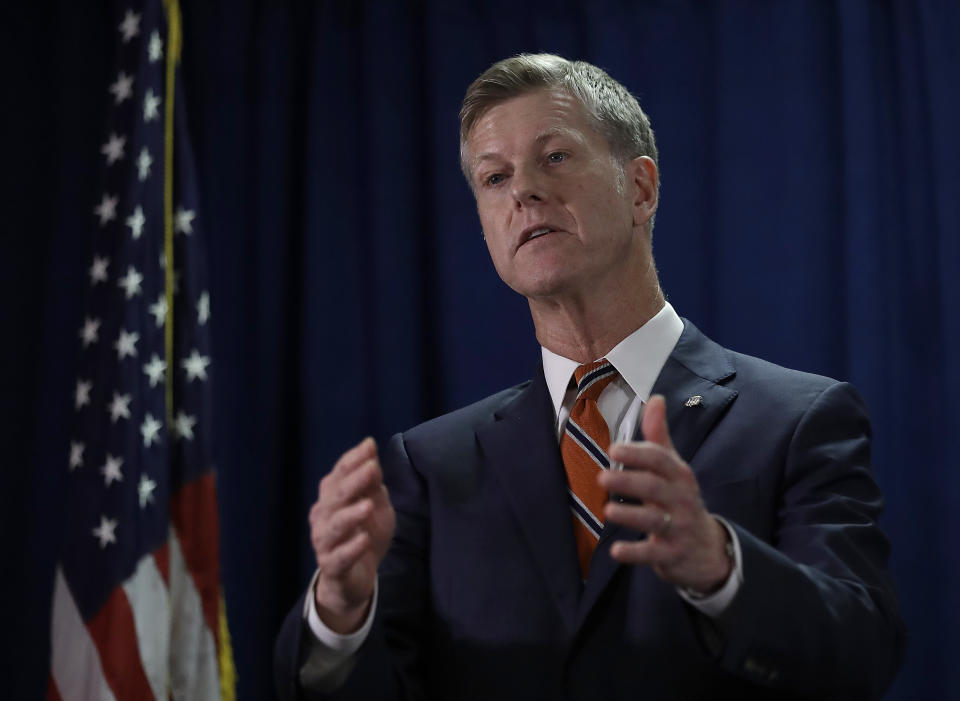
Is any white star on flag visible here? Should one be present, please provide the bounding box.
[136,147,153,182]
[107,393,132,423]
[92,515,118,549]
[118,10,141,42]
[108,72,134,104]
[141,414,163,448]
[143,354,166,387]
[100,454,124,486]
[175,207,195,235]
[137,474,157,509]
[114,329,139,360]
[197,292,210,325]
[148,294,168,327]
[94,194,119,226]
[148,30,163,63]
[69,442,84,471]
[143,89,161,122]
[79,318,101,347]
[75,380,92,410]
[101,133,126,165]
[125,205,146,239]
[181,349,211,382]
[89,256,110,285]
[118,266,144,299]
[172,411,197,441]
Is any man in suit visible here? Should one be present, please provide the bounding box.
[275,54,905,699]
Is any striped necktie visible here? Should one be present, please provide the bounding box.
[561,359,618,578]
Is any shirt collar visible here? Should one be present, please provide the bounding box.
[540,302,685,418]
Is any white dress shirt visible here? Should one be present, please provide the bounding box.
[305,301,742,654]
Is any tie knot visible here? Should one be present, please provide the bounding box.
[573,359,617,402]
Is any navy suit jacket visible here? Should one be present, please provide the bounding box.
[275,321,905,700]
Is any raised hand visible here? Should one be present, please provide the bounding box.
[598,395,731,594]
[309,437,396,633]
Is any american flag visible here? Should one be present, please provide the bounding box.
[49,2,235,699]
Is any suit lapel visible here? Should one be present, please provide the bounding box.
[476,366,581,633]
[578,321,739,625]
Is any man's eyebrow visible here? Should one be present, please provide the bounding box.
[471,152,501,166]
[533,126,584,145]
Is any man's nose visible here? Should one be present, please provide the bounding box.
[511,167,546,207]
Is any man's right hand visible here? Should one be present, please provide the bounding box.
[310,437,396,634]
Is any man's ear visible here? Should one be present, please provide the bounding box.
[629,155,659,229]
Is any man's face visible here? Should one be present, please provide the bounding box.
[465,89,653,302]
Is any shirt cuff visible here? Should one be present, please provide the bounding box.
[303,569,378,655]
[676,515,743,617]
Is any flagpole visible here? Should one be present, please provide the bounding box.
[162,0,180,430]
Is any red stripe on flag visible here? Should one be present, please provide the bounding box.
[154,540,170,586]
[85,586,156,700]
[46,676,63,701]
[170,472,221,647]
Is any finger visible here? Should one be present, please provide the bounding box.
[368,483,393,514]
[312,498,373,554]
[603,501,675,536]
[608,537,673,566]
[598,467,672,504]
[326,437,378,485]
[338,458,383,499]
[317,530,371,578]
[606,441,680,482]
[320,458,383,510]
[641,395,675,452]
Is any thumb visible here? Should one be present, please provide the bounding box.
[642,394,675,451]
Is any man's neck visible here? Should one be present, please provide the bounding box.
[529,282,665,363]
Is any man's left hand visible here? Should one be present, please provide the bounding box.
[598,394,731,594]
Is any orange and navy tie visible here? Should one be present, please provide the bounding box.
[561,359,618,578]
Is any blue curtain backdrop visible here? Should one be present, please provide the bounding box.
[3,1,958,698]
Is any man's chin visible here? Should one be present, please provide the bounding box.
[510,275,581,304]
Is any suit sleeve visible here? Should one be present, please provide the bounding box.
[705,381,907,697]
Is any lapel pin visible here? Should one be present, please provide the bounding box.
[684,395,703,408]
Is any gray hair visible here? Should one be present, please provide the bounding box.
[459,53,658,185]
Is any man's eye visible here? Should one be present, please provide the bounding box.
[548,152,567,163]
[486,173,505,186]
